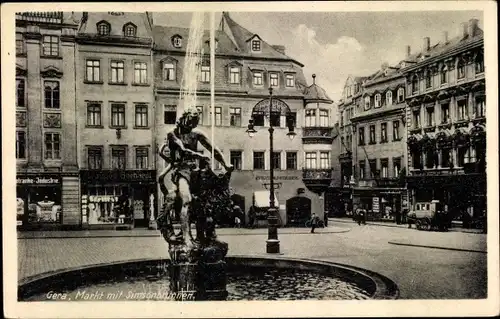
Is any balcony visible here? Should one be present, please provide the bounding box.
[302,127,334,144]
[302,168,332,193]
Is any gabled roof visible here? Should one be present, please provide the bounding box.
[304,75,333,104]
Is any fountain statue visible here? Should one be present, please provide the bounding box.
[156,107,234,300]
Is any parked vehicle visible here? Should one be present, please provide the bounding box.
[407,200,448,231]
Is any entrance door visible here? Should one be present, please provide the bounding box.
[132,185,149,228]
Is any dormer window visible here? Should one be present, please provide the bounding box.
[397,88,405,103]
[97,21,111,36]
[123,23,137,37]
[172,35,182,48]
[374,94,382,108]
[269,72,279,87]
[364,96,371,110]
[251,39,261,52]
[401,62,406,68]
[386,91,393,106]
[285,74,295,87]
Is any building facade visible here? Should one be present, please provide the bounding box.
[76,12,156,229]
[153,13,336,226]
[403,19,486,223]
[15,12,80,229]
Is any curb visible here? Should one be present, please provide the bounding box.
[388,241,486,254]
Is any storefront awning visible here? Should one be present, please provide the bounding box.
[253,191,279,208]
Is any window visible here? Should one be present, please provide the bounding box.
[269,72,279,87]
[135,148,148,169]
[413,110,420,128]
[111,103,125,127]
[457,59,466,79]
[393,121,400,141]
[164,105,177,124]
[397,88,405,103]
[368,159,377,178]
[44,81,60,109]
[16,79,25,107]
[380,123,387,143]
[97,22,110,35]
[457,99,468,121]
[364,96,371,110]
[425,149,435,168]
[369,125,376,144]
[123,24,136,37]
[411,76,419,94]
[464,145,476,164]
[386,91,393,106]
[163,62,176,81]
[441,149,451,168]
[457,146,467,167]
[340,111,344,127]
[412,150,422,169]
[135,104,148,127]
[172,36,182,48]
[111,147,126,169]
[214,107,222,126]
[441,103,450,123]
[320,152,330,169]
[272,152,281,170]
[230,151,242,170]
[475,95,485,118]
[374,94,381,108]
[16,131,26,159]
[440,66,448,84]
[425,72,432,89]
[16,33,24,55]
[196,106,203,125]
[358,160,365,179]
[251,40,261,51]
[288,112,297,128]
[305,109,316,127]
[201,65,210,83]
[87,103,102,126]
[44,133,60,160]
[86,60,100,82]
[305,152,317,169]
[134,62,148,84]
[229,107,241,126]
[381,159,389,178]
[393,158,401,177]
[426,106,435,126]
[286,152,297,170]
[319,110,329,127]
[270,112,280,127]
[88,147,102,169]
[43,35,59,56]
[253,113,264,126]
[110,61,124,83]
[358,127,365,145]
[285,74,295,87]
[253,151,265,170]
[475,54,484,74]
[253,72,263,86]
[229,67,240,84]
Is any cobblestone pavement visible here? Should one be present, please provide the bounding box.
[17,224,487,299]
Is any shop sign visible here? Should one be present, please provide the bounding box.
[372,197,380,213]
[17,175,61,185]
[255,176,299,181]
[81,170,156,183]
[87,195,119,203]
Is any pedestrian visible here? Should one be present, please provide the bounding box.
[310,212,319,233]
[233,205,243,228]
[234,215,241,228]
[248,206,256,229]
[324,210,328,227]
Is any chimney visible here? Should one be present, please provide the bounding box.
[422,37,430,52]
[468,18,479,37]
[442,31,449,44]
[406,45,411,58]
[460,22,468,38]
[272,45,286,55]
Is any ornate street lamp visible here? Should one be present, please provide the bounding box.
[246,87,296,254]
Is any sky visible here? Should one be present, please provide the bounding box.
[153,11,483,102]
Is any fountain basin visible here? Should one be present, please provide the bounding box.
[19,256,399,301]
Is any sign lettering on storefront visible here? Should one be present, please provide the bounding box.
[255,176,299,181]
[80,170,156,183]
[16,176,61,185]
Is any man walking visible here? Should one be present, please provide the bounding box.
[310,212,320,233]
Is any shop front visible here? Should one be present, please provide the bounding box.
[80,170,157,230]
[352,186,406,223]
[17,174,63,230]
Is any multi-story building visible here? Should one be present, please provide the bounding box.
[154,12,335,225]
[348,61,408,221]
[403,19,486,223]
[15,12,80,229]
[76,12,156,229]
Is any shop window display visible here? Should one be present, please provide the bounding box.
[17,185,62,225]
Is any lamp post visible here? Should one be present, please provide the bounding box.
[246,87,296,254]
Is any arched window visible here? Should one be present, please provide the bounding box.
[440,66,448,84]
[123,23,137,37]
[475,53,484,74]
[457,58,466,79]
[364,96,371,110]
[397,88,405,103]
[374,94,382,108]
[97,21,111,36]
[162,58,176,81]
[386,91,393,106]
[411,76,419,94]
